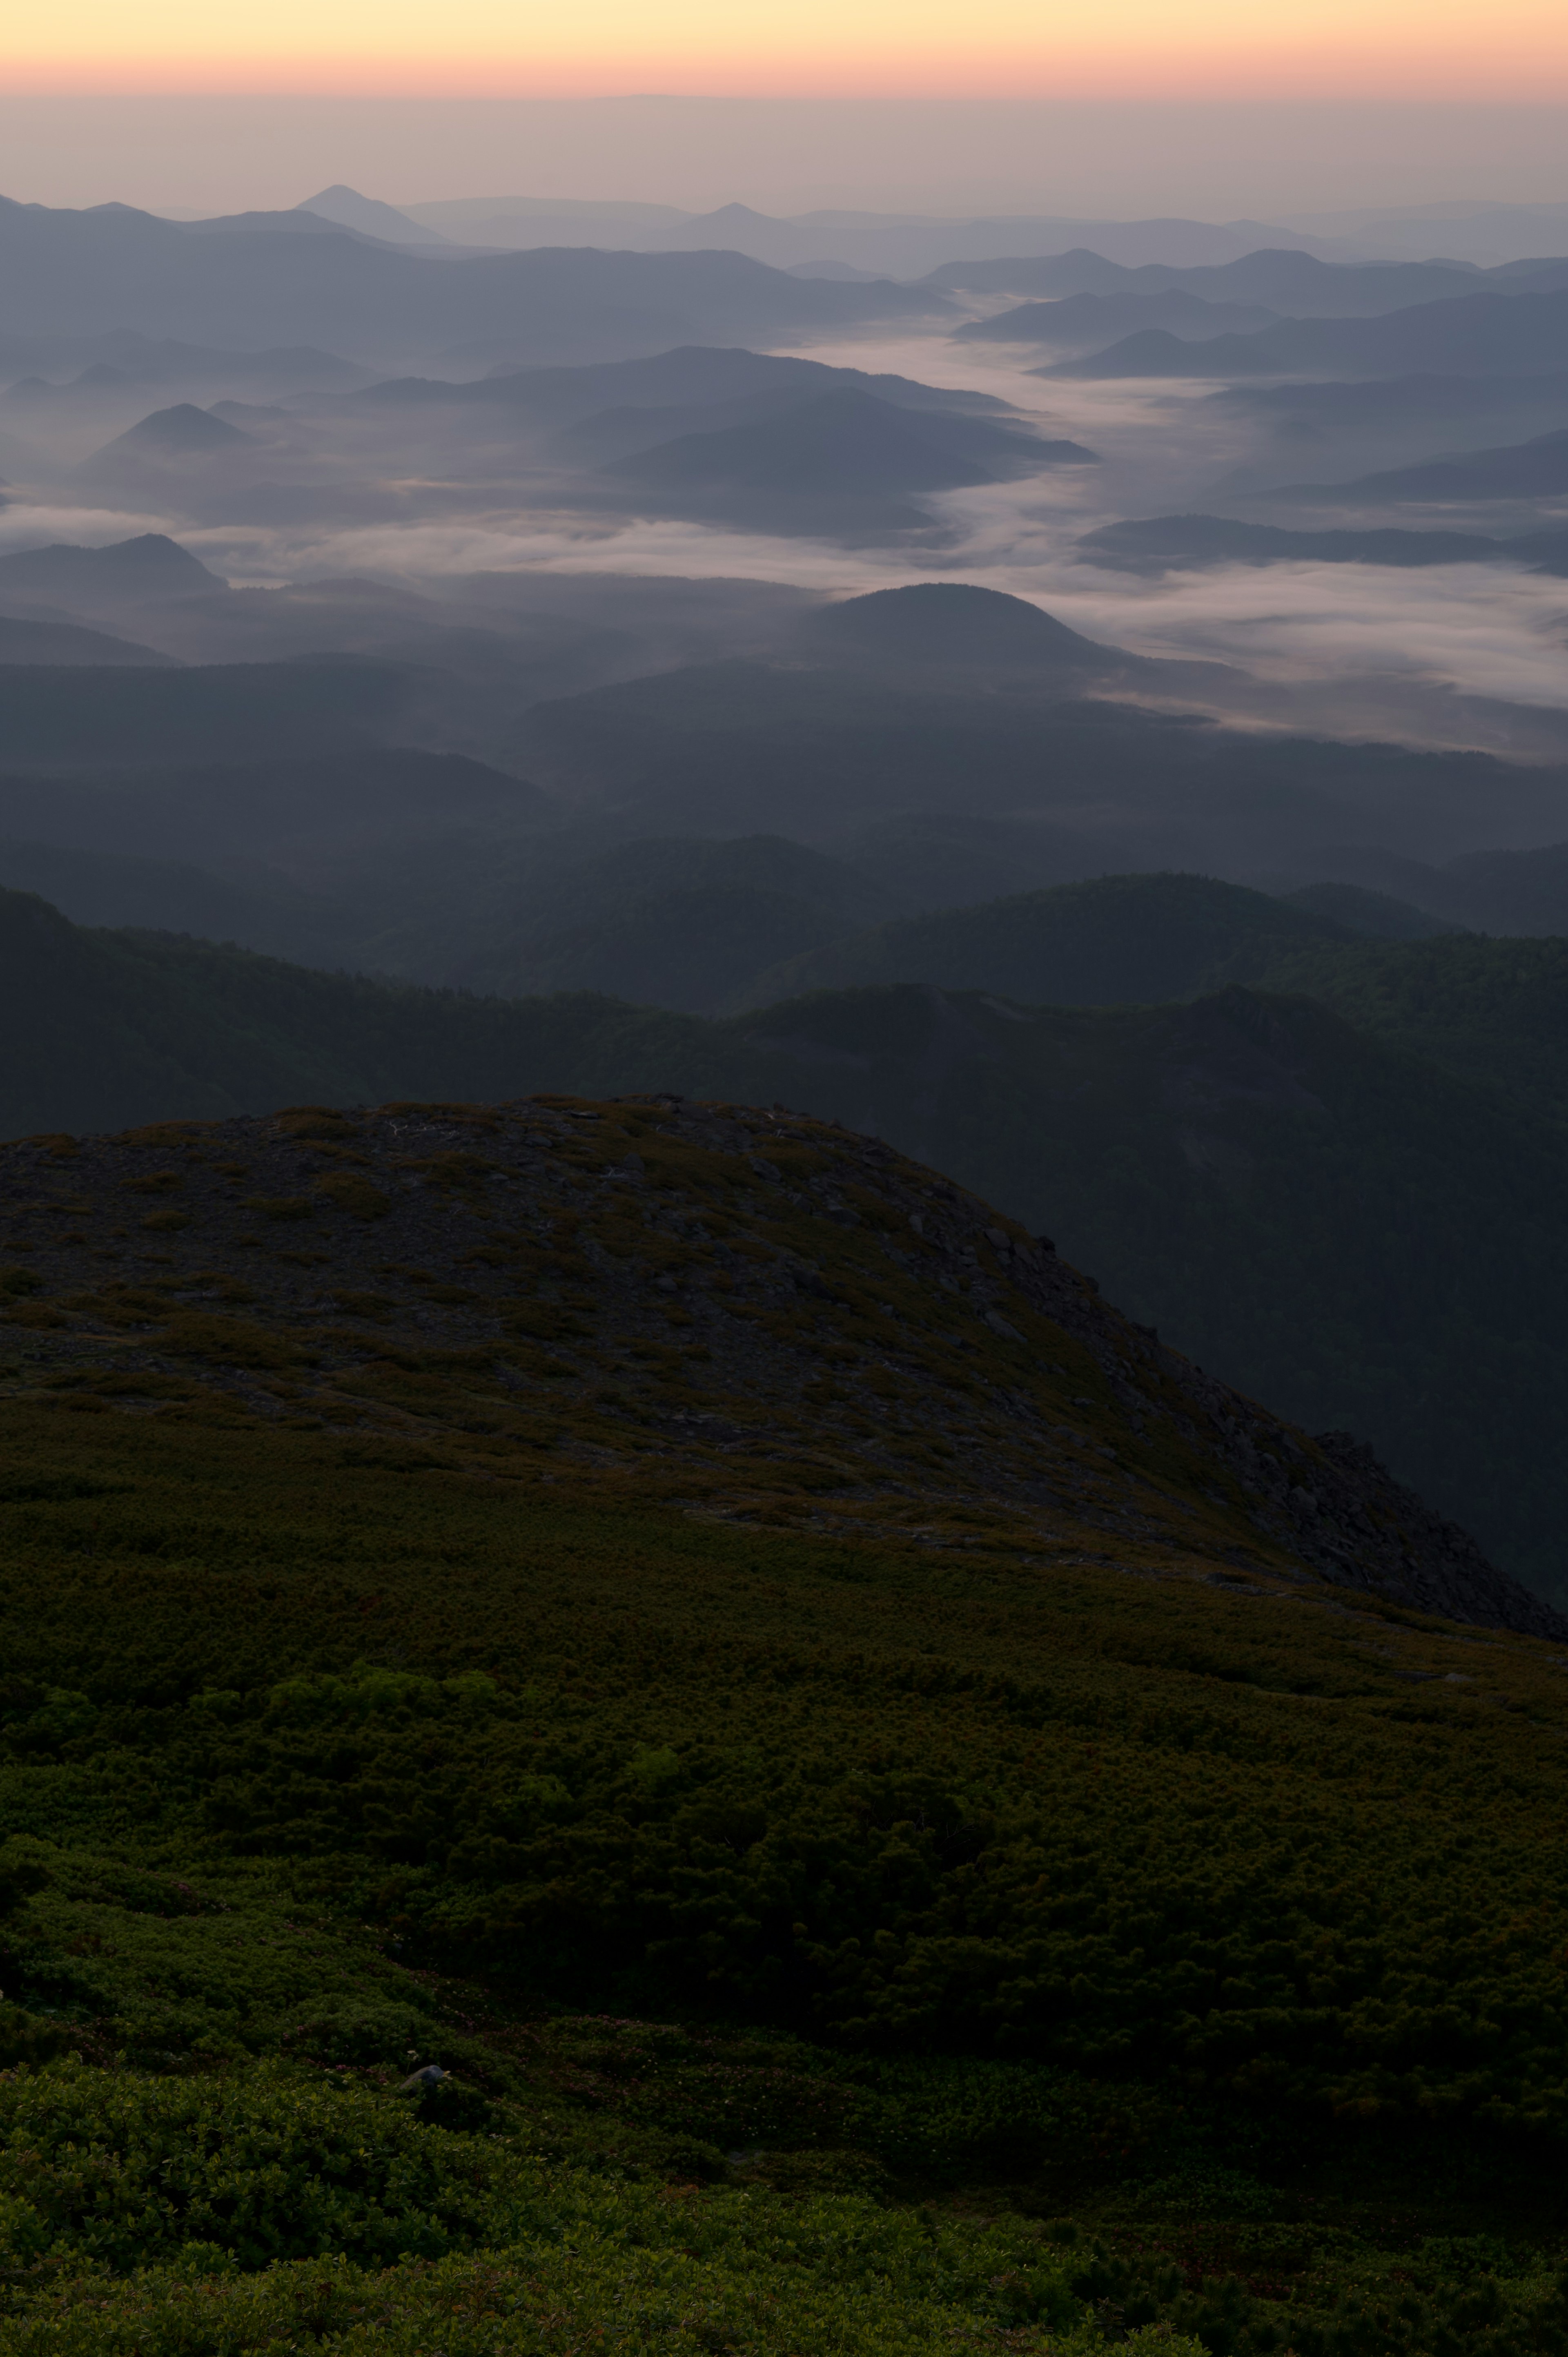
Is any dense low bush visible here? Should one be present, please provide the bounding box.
[3,1408,1568,2349]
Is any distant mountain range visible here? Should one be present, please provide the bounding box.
[0,616,179,668]
[506,585,1568,854]
[1047,287,1568,379]
[0,531,224,604]
[356,342,1012,424]
[0,196,946,364]
[598,389,1094,533]
[1275,427,1568,505]
[954,290,1280,348]
[389,197,1358,274]
[930,246,1553,313]
[1275,199,1568,267]
[1075,514,1568,571]
[296,183,453,247]
[82,400,253,463]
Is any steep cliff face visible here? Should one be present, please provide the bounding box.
[0,1088,1553,1638]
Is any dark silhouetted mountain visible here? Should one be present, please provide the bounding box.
[731,870,1347,1008]
[0,333,369,404]
[452,834,891,1008]
[831,809,1114,908]
[0,533,226,607]
[1512,527,1568,577]
[1276,198,1568,264]
[0,658,417,771]
[0,746,550,859]
[923,246,1568,313]
[1254,931,1568,1122]
[403,205,1330,273]
[0,835,323,951]
[512,649,1568,858]
[923,248,1141,297]
[0,197,948,361]
[0,615,180,667]
[1210,370,1568,441]
[102,400,254,452]
[792,582,1115,673]
[360,342,1011,426]
[1046,289,1568,378]
[786,257,884,280]
[548,381,1024,468]
[78,403,256,478]
[1077,514,1506,571]
[181,207,394,242]
[723,970,1568,1593]
[1280,427,1568,503]
[1280,881,1465,939]
[370,833,896,1012]
[599,388,1090,531]
[2,362,135,409]
[296,185,452,246]
[1442,842,1568,934]
[956,290,1278,346]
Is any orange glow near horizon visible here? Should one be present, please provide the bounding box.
[4,0,1567,103]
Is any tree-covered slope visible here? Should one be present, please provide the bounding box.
[734,872,1350,1010]
[1256,931,1568,1117]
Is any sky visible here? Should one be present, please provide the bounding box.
[6,0,1566,102]
[1,0,1565,221]
[2,96,1568,221]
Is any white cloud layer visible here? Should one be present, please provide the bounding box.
[5,331,1566,740]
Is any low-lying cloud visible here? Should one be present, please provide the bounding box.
[4,330,1566,755]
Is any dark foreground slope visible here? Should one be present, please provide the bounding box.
[7,1100,1568,2352]
[0,1094,1539,1634]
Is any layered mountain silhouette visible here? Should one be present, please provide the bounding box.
[0,334,368,406]
[1047,288,1568,378]
[956,290,1279,347]
[0,533,225,607]
[361,343,1013,427]
[0,659,417,769]
[395,203,1337,273]
[1077,515,1509,570]
[0,615,179,667]
[76,403,257,483]
[0,197,947,362]
[1278,427,1568,504]
[600,391,1094,531]
[791,582,1117,673]
[0,746,547,855]
[295,184,452,246]
[730,869,1348,1008]
[925,245,1568,312]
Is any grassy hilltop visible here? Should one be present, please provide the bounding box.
[2,1095,1568,2351]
